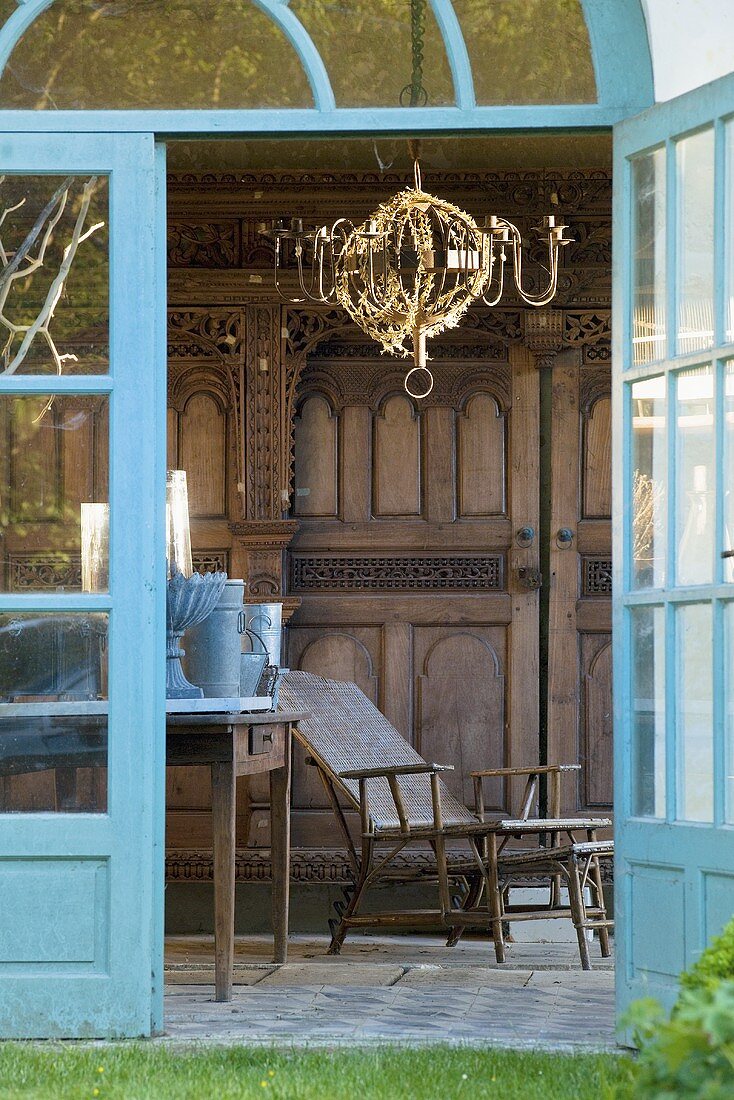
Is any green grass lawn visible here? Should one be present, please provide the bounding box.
[0,1045,635,1100]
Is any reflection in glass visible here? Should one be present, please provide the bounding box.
[676,367,714,585]
[0,175,108,375]
[726,603,734,822]
[677,602,713,822]
[632,148,666,365]
[442,0,594,105]
[631,377,666,588]
[728,121,734,343]
[726,364,734,582]
[166,470,193,579]
[293,0,453,107]
[0,612,108,813]
[0,1,312,110]
[631,605,666,818]
[677,128,714,355]
[80,503,109,592]
[0,396,109,593]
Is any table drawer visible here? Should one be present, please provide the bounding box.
[237,722,285,773]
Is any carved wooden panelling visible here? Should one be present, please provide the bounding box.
[372,395,421,517]
[415,627,506,809]
[583,558,612,596]
[583,394,612,519]
[580,635,613,808]
[179,393,227,518]
[294,395,338,517]
[457,393,505,517]
[290,555,504,592]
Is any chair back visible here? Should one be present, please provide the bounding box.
[279,670,475,833]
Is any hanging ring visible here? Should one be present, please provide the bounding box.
[405,365,434,399]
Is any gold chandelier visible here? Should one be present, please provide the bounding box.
[267,159,571,398]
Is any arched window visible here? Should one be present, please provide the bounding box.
[0,0,315,109]
[452,0,596,104]
[0,0,651,116]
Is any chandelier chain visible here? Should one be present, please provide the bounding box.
[400,0,428,107]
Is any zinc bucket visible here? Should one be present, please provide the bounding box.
[242,603,282,667]
[182,579,245,697]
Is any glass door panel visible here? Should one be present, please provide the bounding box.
[615,70,734,1019]
[676,128,714,356]
[0,135,164,1040]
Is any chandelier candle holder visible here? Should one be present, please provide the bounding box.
[165,470,227,699]
[265,161,571,398]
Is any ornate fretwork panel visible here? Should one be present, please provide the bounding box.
[291,555,504,593]
[582,557,613,597]
[193,551,229,575]
[6,553,82,591]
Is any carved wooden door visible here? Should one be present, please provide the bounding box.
[286,342,541,864]
[546,352,613,820]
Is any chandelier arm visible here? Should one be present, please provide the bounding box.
[273,234,307,305]
[482,248,506,307]
[509,222,563,308]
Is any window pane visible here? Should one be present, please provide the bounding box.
[0,1,312,109]
[726,363,734,583]
[677,128,714,356]
[0,612,108,813]
[0,176,108,375]
[726,603,734,822]
[0,396,109,593]
[632,147,667,366]
[676,366,714,586]
[631,605,666,818]
[452,0,595,105]
[677,602,713,822]
[631,376,666,589]
[293,0,453,108]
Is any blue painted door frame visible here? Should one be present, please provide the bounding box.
[0,0,656,1043]
[613,70,734,1018]
[0,134,167,1038]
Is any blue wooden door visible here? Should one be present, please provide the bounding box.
[0,133,166,1037]
[614,72,734,1016]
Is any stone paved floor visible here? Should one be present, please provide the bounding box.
[163,935,616,1050]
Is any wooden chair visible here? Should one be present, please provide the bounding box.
[469,766,614,968]
[279,671,613,968]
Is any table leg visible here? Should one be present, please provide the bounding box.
[211,759,236,1002]
[269,725,292,964]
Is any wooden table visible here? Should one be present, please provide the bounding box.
[166,710,306,1001]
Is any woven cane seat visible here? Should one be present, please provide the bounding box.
[279,671,476,834]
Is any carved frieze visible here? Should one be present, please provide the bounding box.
[165,846,613,884]
[291,555,504,592]
[168,221,240,268]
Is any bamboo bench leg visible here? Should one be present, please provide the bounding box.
[328,836,373,955]
[567,854,591,971]
[589,853,611,958]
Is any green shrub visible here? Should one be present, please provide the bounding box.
[626,918,734,1098]
[626,982,734,1099]
[680,917,734,995]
